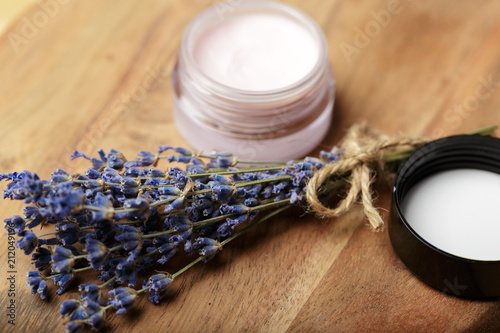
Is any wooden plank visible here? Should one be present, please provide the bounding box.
[0,0,499,332]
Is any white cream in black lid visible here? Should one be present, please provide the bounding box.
[389,134,500,299]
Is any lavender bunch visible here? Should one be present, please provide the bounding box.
[1,145,345,332]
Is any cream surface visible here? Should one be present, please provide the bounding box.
[193,12,319,91]
[401,168,500,261]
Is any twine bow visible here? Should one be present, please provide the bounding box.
[305,123,427,231]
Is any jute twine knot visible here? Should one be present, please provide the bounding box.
[306,122,427,231]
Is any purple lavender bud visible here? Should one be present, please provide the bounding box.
[38,237,59,246]
[106,149,126,170]
[52,168,68,175]
[192,197,212,210]
[232,204,249,215]
[158,145,173,154]
[53,273,73,295]
[78,283,101,303]
[243,197,259,207]
[37,280,48,299]
[120,177,139,188]
[108,287,137,315]
[208,152,233,168]
[148,168,165,178]
[23,206,43,229]
[123,196,150,210]
[16,230,37,255]
[239,172,257,181]
[173,147,192,156]
[217,211,257,238]
[123,166,141,177]
[65,321,83,333]
[120,177,139,196]
[261,186,273,198]
[31,247,52,271]
[320,147,342,161]
[190,158,204,165]
[60,299,80,317]
[102,167,120,178]
[193,237,222,262]
[71,151,91,161]
[120,196,151,221]
[164,197,184,213]
[151,233,169,246]
[75,299,104,331]
[86,310,105,331]
[191,198,214,216]
[244,184,262,198]
[168,168,188,189]
[183,240,193,254]
[226,214,249,227]
[56,221,79,245]
[153,235,176,262]
[210,173,233,185]
[126,151,157,167]
[293,170,313,186]
[185,164,206,175]
[272,181,288,194]
[90,157,104,170]
[3,170,45,203]
[26,271,47,299]
[216,221,233,238]
[143,273,173,305]
[157,186,181,196]
[84,180,103,199]
[44,182,85,219]
[167,155,192,163]
[115,231,142,251]
[51,246,75,274]
[84,239,109,270]
[290,191,302,205]
[86,192,114,224]
[97,149,107,162]
[293,162,313,171]
[50,169,69,184]
[304,156,324,168]
[157,249,176,265]
[85,168,101,179]
[4,215,25,234]
[169,234,184,246]
[234,188,246,197]
[115,259,137,287]
[210,183,233,201]
[56,221,77,232]
[274,192,286,202]
[164,215,192,233]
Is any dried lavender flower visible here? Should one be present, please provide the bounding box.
[0,142,350,331]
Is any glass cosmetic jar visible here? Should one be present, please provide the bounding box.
[171,0,335,161]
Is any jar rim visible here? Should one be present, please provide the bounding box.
[390,134,500,299]
[179,0,329,102]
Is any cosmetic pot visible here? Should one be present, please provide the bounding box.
[390,134,500,299]
[171,0,335,161]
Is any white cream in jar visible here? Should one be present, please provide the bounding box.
[402,168,500,261]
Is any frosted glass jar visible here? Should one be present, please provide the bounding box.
[171,0,335,161]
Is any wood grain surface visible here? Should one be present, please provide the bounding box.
[1,0,500,332]
[0,0,36,33]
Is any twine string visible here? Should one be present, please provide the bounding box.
[306,123,427,231]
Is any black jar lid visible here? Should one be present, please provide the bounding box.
[389,134,500,299]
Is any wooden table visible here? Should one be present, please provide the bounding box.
[1,0,500,332]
